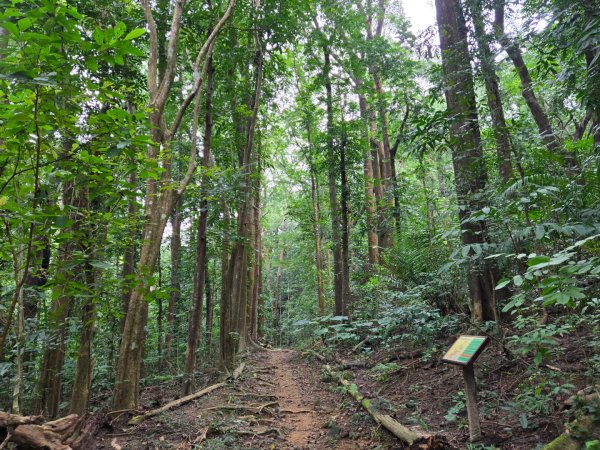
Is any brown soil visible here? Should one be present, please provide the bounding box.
[93,329,596,449]
[95,349,382,449]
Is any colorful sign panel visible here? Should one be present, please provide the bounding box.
[442,335,490,366]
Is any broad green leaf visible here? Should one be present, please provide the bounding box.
[124,28,145,40]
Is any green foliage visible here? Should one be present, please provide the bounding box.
[444,390,466,423]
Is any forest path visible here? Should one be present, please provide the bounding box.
[96,349,376,449]
[228,348,373,449]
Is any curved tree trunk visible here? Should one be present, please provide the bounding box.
[113,0,235,409]
[494,0,577,173]
[469,0,513,183]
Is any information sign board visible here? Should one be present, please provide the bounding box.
[441,335,490,366]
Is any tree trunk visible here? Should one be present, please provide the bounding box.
[36,172,88,417]
[220,26,263,369]
[120,171,137,333]
[69,263,96,416]
[322,45,346,317]
[163,199,181,368]
[183,53,214,395]
[494,1,577,172]
[205,262,213,349]
[219,201,233,369]
[358,95,380,266]
[250,161,262,339]
[70,194,105,416]
[366,0,396,247]
[469,0,513,183]
[339,127,351,317]
[113,0,235,410]
[435,0,504,323]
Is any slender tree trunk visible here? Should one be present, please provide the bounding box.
[359,95,380,266]
[36,171,87,417]
[368,108,388,248]
[205,262,213,349]
[494,0,577,172]
[250,160,262,340]
[12,244,24,415]
[70,195,105,415]
[272,246,285,334]
[120,172,137,333]
[304,117,327,314]
[219,202,232,367]
[163,199,181,368]
[469,0,513,183]
[322,46,346,317]
[69,263,96,416]
[366,0,397,247]
[220,26,263,369]
[436,0,504,323]
[183,54,214,394]
[339,126,351,317]
[113,0,235,410]
[157,252,164,363]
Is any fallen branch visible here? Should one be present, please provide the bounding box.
[335,360,369,371]
[231,393,278,400]
[254,375,275,386]
[192,426,209,445]
[205,401,278,415]
[224,426,281,437]
[352,335,375,353]
[129,362,245,425]
[301,350,326,362]
[323,365,447,448]
[280,409,313,414]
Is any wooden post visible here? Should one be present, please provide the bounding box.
[462,364,481,442]
[442,335,489,442]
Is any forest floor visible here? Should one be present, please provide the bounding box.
[93,329,597,449]
[95,349,381,450]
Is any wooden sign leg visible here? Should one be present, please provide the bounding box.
[462,364,481,442]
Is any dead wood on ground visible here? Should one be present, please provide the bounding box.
[323,364,449,448]
[128,362,245,425]
[0,413,84,450]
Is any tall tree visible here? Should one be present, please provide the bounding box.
[113,0,235,409]
[183,51,214,395]
[220,19,263,368]
[468,0,514,183]
[435,0,504,322]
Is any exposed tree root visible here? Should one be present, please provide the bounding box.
[205,401,279,415]
[128,362,245,425]
[0,413,81,450]
[224,426,282,437]
[280,409,313,414]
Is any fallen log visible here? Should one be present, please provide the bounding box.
[323,365,448,448]
[544,386,600,450]
[128,362,245,425]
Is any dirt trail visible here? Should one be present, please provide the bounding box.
[238,349,373,449]
[96,349,379,449]
[270,350,321,446]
